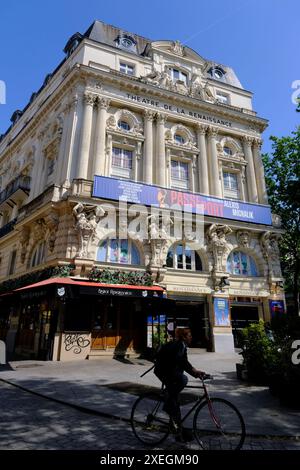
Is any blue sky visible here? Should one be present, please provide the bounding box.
[0,0,299,154]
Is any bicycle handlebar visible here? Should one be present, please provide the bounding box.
[200,373,213,381]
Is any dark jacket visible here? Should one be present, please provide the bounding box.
[154,340,196,379]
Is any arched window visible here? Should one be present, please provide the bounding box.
[118,120,131,131]
[223,146,233,156]
[166,243,202,271]
[97,238,140,265]
[227,251,258,276]
[30,241,46,268]
[174,133,185,144]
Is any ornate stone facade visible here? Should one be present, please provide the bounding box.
[0,20,284,357]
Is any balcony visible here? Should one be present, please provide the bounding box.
[0,175,31,207]
[0,218,17,239]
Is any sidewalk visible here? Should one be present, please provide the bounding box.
[0,351,300,439]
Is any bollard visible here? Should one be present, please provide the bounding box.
[0,340,6,364]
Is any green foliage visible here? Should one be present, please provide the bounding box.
[262,125,300,314]
[240,317,300,406]
[240,320,279,384]
[88,267,153,286]
[0,264,75,294]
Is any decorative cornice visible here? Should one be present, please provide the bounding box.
[0,65,81,161]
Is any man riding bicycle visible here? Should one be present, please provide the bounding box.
[154,327,206,442]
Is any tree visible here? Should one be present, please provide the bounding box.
[262,108,300,315]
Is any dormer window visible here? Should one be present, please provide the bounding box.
[116,34,137,53]
[174,134,185,144]
[209,66,226,81]
[10,110,23,125]
[170,68,187,84]
[118,120,131,131]
[63,32,83,57]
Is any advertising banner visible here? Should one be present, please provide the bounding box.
[214,298,230,327]
[93,175,272,225]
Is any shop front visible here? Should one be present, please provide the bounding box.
[10,278,171,361]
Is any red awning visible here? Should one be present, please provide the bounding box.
[14,277,164,292]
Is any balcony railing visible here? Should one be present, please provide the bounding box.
[0,175,31,205]
[0,218,17,239]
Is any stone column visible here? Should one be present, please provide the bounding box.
[253,139,268,204]
[93,97,110,177]
[54,113,68,186]
[28,135,43,201]
[197,124,209,194]
[143,110,155,183]
[208,126,222,198]
[243,136,258,203]
[59,95,78,187]
[76,92,95,180]
[156,113,167,187]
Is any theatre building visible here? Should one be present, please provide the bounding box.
[0,20,284,361]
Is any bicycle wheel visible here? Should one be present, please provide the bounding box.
[131,392,170,446]
[193,398,246,450]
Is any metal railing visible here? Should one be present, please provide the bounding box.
[0,175,31,205]
[0,218,17,239]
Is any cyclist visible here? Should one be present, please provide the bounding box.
[154,327,206,442]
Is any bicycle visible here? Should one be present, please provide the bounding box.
[130,373,246,450]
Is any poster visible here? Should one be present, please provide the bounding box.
[147,315,167,348]
[214,298,230,327]
[269,300,285,317]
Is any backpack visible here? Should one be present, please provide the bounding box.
[154,341,178,374]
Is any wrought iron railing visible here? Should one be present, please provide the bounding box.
[0,175,31,205]
[0,217,17,239]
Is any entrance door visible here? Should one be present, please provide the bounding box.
[174,302,207,348]
[231,305,259,348]
[91,299,118,350]
[38,310,52,360]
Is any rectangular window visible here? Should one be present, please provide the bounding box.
[223,172,239,198]
[171,160,189,189]
[120,63,134,75]
[112,147,133,169]
[171,160,188,180]
[216,91,230,104]
[171,68,187,84]
[8,250,17,275]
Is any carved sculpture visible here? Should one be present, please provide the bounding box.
[207,224,232,271]
[237,230,250,248]
[73,203,105,258]
[45,210,59,252]
[260,231,282,277]
[20,227,31,264]
[146,213,173,268]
